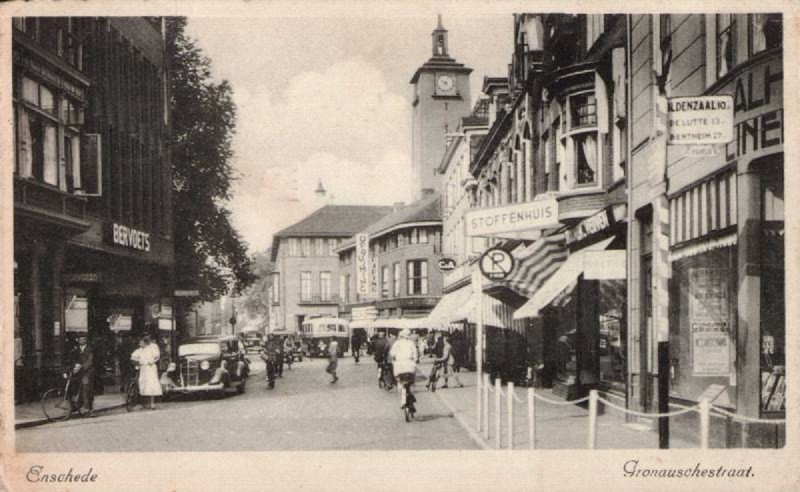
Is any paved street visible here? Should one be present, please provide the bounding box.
[16,357,478,452]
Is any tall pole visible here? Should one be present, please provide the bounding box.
[474,268,484,430]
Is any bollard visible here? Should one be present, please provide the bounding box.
[507,382,514,450]
[494,378,502,448]
[476,374,482,432]
[699,398,710,449]
[482,374,490,440]
[528,387,535,450]
[587,389,598,450]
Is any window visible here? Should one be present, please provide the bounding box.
[328,238,340,255]
[575,134,598,185]
[407,260,428,295]
[716,14,736,78]
[749,14,781,56]
[570,93,597,128]
[410,228,419,244]
[586,14,604,50]
[393,263,401,297]
[418,228,428,244]
[315,238,325,256]
[339,275,347,303]
[659,14,672,72]
[319,272,331,301]
[381,266,390,298]
[270,273,280,304]
[300,271,311,301]
[287,238,300,256]
[301,238,312,257]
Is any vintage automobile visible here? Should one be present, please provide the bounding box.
[240,330,263,352]
[161,335,249,397]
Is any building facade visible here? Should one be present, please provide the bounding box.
[410,16,473,201]
[336,193,444,336]
[269,205,391,334]
[628,13,784,447]
[13,17,173,400]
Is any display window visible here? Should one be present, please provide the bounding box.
[669,246,737,405]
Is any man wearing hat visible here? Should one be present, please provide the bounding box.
[71,334,96,417]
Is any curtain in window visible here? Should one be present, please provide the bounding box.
[578,134,598,184]
[18,111,33,177]
[751,14,767,54]
[70,134,81,189]
[43,124,58,185]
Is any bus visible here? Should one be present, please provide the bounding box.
[300,317,350,358]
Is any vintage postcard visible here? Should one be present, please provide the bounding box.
[1,0,798,490]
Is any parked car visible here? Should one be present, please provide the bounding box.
[161,335,249,397]
[240,330,263,352]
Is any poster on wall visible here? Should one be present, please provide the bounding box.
[692,332,731,375]
[110,314,133,332]
[65,296,89,332]
[688,267,732,376]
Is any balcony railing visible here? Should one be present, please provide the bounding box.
[14,176,89,231]
[298,294,341,305]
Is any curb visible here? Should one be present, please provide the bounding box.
[15,402,127,430]
[434,388,492,450]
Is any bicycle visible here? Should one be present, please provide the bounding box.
[397,373,416,422]
[379,361,395,391]
[426,360,444,392]
[41,369,84,422]
[124,367,141,412]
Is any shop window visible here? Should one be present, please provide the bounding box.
[669,247,737,404]
[574,133,598,185]
[760,169,784,413]
[749,14,782,56]
[716,14,736,79]
[407,260,428,295]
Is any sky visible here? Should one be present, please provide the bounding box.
[185,14,513,253]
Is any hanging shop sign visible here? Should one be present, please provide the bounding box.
[355,233,370,295]
[65,296,89,332]
[109,314,133,332]
[479,248,515,281]
[174,290,200,297]
[437,257,457,272]
[107,222,151,252]
[564,204,625,248]
[667,96,734,145]
[465,196,559,237]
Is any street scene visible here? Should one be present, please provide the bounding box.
[10,11,786,457]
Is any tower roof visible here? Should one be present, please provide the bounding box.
[410,15,472,84]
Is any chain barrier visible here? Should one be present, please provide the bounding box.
[710,405,787,425]
[533,393,590,406]
[596,396,700,418]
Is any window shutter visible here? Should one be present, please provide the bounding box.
[79,133,102,196]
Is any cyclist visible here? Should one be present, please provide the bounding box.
[389,329,419,417]
[372,332,388,384]
[260,336,281,389]
[430,333,463,390]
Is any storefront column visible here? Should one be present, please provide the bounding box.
[31,241,46,369]
[736,170,761,419]
[51,242,66,366]
[577,277,600,387]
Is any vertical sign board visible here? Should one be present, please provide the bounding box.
[355,233,370,296]
[688,268,731,376]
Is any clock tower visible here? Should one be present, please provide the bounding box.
[410,15,473,200]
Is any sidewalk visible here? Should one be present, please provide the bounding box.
[15,388,127,429]
[429,369,695,450]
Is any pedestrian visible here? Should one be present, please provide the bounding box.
[352,335,361,364]
[72,334,95,417]
[326,338,339,384]
[435,334,463,389]
[130,335,162,410]
[276,336,285,377]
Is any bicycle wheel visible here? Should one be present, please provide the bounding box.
[125,383,138,412]
[41,387,72,422]
[404,405,411,422]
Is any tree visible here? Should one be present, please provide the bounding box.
[239,249,274,320]
[166,17,256,302]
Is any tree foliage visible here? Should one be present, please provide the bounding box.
[166,17,256,301]
[239,249,274,319]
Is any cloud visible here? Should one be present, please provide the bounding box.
[228,58,413,252]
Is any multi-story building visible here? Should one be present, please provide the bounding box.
[336,192,443,336]
[628,13,784,447]
[12,17,173,400]
[410,15,473,201]
[269,205,391,334]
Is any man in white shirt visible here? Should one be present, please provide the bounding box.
[389,329,419,416]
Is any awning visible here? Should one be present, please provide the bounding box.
[348,319,373,330]
[514,236,624,319]
[421,286,473,327]
[503,232,569,298]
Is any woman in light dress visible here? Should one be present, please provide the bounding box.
[131,335,162,410]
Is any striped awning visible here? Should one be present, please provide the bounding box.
[503,232,569,298]
[421,286,473,328]
[670,170,737,247]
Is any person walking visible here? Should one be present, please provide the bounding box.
[435,334,463,389]
[130,335,162,410]
[326,338,339,384]
[352,335,361,364]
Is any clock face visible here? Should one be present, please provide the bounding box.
[437,74,454,92]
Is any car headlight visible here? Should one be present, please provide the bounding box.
[200,360,210,371]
